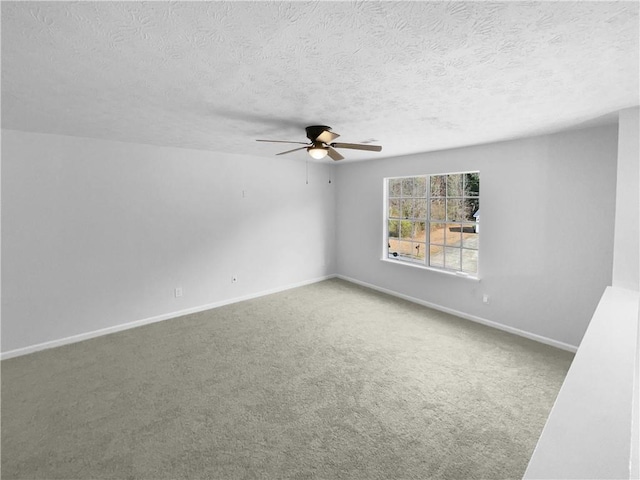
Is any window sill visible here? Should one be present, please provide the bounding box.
[380,257,480,281]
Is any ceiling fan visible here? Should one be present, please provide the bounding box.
[256,125,382,161]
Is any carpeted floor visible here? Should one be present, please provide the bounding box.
[1,278,573,479]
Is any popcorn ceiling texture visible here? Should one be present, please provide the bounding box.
[1,1,638,160]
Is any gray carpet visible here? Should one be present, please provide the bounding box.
[1,278,573,479]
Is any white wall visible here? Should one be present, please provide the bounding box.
[525,108,640,480]
[1,129,336,354]
[0,124,623,354]
[613,107,640,292]
[335,125,619,348]
[620,106,640,479]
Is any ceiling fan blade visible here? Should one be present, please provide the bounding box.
[327,147,344,161]
[276,146,307,156]
[256,139,309,145]
[330,142,382,152]
[316,129,340,143]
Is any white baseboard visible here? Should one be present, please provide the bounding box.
[336,274,578,353]
[1,274,337,360]
[2,273,576,359]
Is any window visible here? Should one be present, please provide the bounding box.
[386,172,479,275]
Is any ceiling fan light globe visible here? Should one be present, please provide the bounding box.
[308,147,328,160]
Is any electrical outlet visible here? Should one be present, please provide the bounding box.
[482,294,489,304]
[175,287,183,298]
[232,275,238,283]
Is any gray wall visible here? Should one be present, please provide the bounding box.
[335,125,619,348]
[1,130,336,353]
[0,124,621,354]
[613,107,640,292]
[525,108,640,480]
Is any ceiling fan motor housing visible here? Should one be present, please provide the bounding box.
[305,125,331,142]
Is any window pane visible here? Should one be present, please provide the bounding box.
[402,178,414,197]
[461,223,478,249]
[447,174,463,197]
[388,238,400,257]
[464,173,480,197]
[430,175,446,197]
[401,199,413,219]
[462,249,478,273]
[400,221,425,242]
[414,177,427,197]
[413,242,426,260]
[429,244,444,268]
[389,178,402,197]
[389,199,400,218]
[414,199,427,219]
[464,198,479,221]
[430,199,445,221]
[446,224,462,246]
[429,222,446,245]
[388,220,399,238]
[444,247,461,270]
[400,220,414,239]
[447,199,465,221]
[396,240,414,258]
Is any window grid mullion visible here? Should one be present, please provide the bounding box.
[387,173,478,274]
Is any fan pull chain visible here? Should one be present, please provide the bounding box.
[306,159,309,185]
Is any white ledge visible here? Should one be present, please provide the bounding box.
[524,286,639,480]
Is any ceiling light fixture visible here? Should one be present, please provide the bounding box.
[307,143,328,160]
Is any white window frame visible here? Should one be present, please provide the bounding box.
[383,172,480,279]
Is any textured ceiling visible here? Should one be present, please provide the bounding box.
[1,1,639,162]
